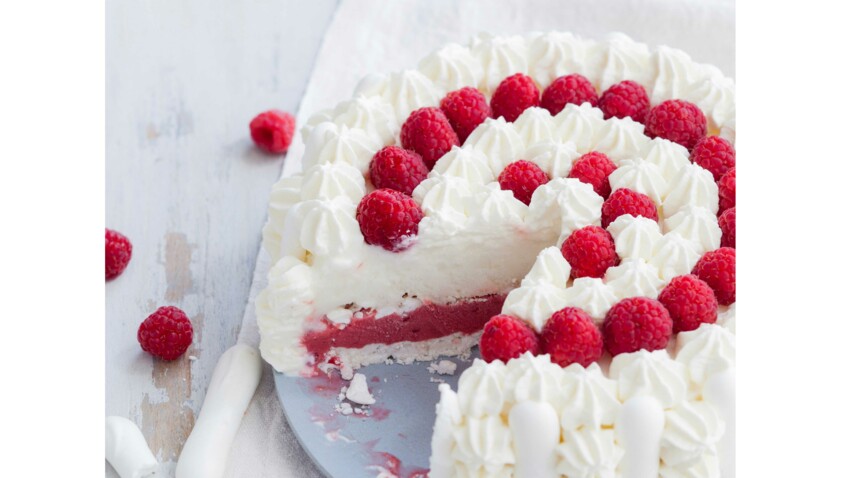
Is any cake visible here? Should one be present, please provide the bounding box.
[257,31,736,476]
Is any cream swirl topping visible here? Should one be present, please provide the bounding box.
[660,400,724,468]
[559,363,620,430]
[609,158,669,204]
[605,258,665,300]
[466,116,526,174]
[525,139,580,178]
[609,350,688,409]
[520,246,571,288]
[675,324,736,395]
[662,205,721,254]
[418,43,484,93]
[556,429,623,478]
[606,214,663,261]
[562,278,618,323]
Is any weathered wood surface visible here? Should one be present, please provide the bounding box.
[105,1,338,475]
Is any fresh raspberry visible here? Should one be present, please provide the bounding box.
[540,307,604,367]
[598,80,651,123]
[249,110,296,154]
[568,151,617,198]
[490,73,541,122]
[718,207,736,248]
[690,136,736,181]
[498,160,550,205]
[540,74,598,115]
[657,275,718,333]
[560,225,619,279]
[601,188,659,228]
[439,87,491,143]
[602,297,673,356]
[718,167,736,213]
[356,189,424,252]
[479,314,540,363]
[369,146,429,196]
[106,228,133,280]
[692,247,736,306]
[137,306,193,361]
[400,107,459,169]
[644,100,707,150]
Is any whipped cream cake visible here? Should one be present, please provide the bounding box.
[257,31,735,477]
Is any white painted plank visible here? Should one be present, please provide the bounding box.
[105,1,338,476]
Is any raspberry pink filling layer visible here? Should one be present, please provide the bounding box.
[302,294,507,358]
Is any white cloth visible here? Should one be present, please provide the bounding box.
[226,0,734,476]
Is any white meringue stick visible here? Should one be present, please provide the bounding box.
[175,344,262,478]
[704,367,736,478]
[105,416,158,478]
[616,396,665,478]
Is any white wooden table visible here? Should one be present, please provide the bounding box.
[105,1,338,476]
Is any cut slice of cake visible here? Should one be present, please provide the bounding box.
[256,32,735,376]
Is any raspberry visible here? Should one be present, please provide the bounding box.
[598,80,651,123]
[400,107,459,169]
[369,146,429,196]
[479,314,540,363]
[560,225,619,279]
[718,167,736,213]
[540,307,604,367]
[498,160,550,205]
[490,73,541,122]
[692,247,736,306]
[601,188,659,228]
[718,207,736,248]
[568,151,617,198]
[137,306,193,361]
[540,74,598,115]
[356,189,424,252]
[440,87,491,143]
[645,100,707,150]
[690,136,736,181]
[106,228,133,280]
[602,297,673,356]
[657,275,718,333]
[249,110,295,154]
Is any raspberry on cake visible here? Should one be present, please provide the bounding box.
[400,107,459,168]
[645,99,707,150]
[106,228,132,280]
[540,307,603,367]
[356,189,424,251]
[490,73,540,122]
[479,314,540,363]
[250,110,295,154]
[692,247,736,305]
[658,274,719,332]
[719,206,736,248]
[439,86,491,143]
[369,146,429,195]
[602,297,673,356]
[598,80,650,123]
[690,135,736,181]
[540,73,598,115]
[601,188,659,228]
[560,225,619,279]
[568,151,617,198]
[718,167,736,213]
[497,160,550,205]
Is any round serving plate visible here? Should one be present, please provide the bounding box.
[274,350,479,478]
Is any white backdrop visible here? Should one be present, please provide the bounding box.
[228,0,734,475]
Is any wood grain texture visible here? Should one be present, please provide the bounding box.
[105,1,338,476]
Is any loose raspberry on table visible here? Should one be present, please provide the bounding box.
[498,160,550,205]
[598,80,651,123]
[249,110,296,154]
[690,136,736,181]
[718,167,736,213]
[718,207,736,248]
[657,274,718,333]
[560,225,619,279]
[106,228,133,280]
[540,74,598,115]
[479,314,540,363]
[490,73,541,122]
[540,307,604,367]
[601,188,659,228]
[400,107,459,169]
[439,87,491,143]
[138,306,193,361]
[369,146,429,196]
[644,100,707,150]
[692,247,736,305]
[356,189,424,252]
[568,151,617,198]
[602,297,673,356]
